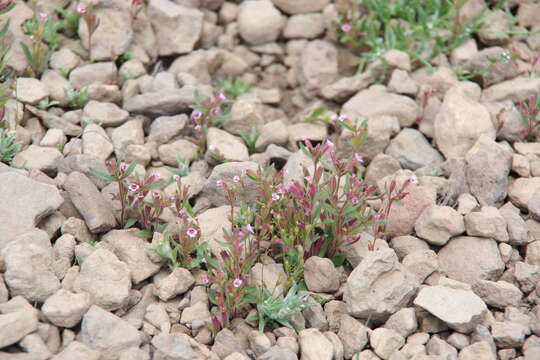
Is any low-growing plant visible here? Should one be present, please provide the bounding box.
[335,0,484,70]
[0,110,22,165]
[22,13,64,52]
[165,154,190,179]
[77,4,100,60]
[36,97,60,110]
[219,78,253,99]
[518,94,540,142]
[189,91,230,154]
[0,0,15,82]
[64,84,89,109]
[239,126,259,154]
[56,7,80,36]
[20,14,49,78]
[245,283,315,332]
[203,227,260,333]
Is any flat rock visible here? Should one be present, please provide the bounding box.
[51,341,101,360]
[482,77,540,103]
[0,311,39,349]
[414,285,487,333]
[202,161,259,207]
[508,177,540,210]
[386,128,443,170]
[12,145,63,176]
[82,101,129,128]
[0,172,63,250]
[69,62,117,90]
[271,0,330,14]
[151,333,218,360]
[15,78,49,104]
[42,289,91,328]
[124,87,209,117]
[298,329,333,360]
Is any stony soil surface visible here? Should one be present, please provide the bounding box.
[2,0,540,360]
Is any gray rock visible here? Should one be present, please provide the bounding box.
[464,206,509,242]
[73,248,131,311]
[402,250,439,283]
[491,321,528,348]
[2,229,60,302]
[386,129,443,170]
[434,84,495,159]
[384,308,418,338]
[82,124,114,161]
[15,78,49,105]
[19,332,53,359]
[259,347,298,360]
[147,115,188,144]
[482,77,540,103]
[42,289,91,328]
[148,0,203,56]
[298,328,333,360]
[81,306,141,360]
[337,314,368,359]
[414,285,487,333]
[225,97,265,136]
[414,205,465,246]
[0,172,63,250]
[370,328,405,360]
[152,333,218,360]
[508,177,540,211]
[82,101,129,128]
[342,86,419,128]
[158,140,199,166]
[100,229,161,284]
[458,340,496,360]
[437,236,504,284]
[0,311,39,348]
[465,136,511,206]
[111,119,145,158]
[238,0,284,45]
[144,303,171,334]
[69,62,117,90]
[63,172,117,233]
[271,0,330,14]
[472,280,522,309]
[51,341,102,360]
[297,40,338,97]
[153,268,195,301]
[283,14,325,39]
[12,145,63,176]
[344,249,419,322]
[124,87,211,117]
[206,127,249,162]
[303,256,339,293]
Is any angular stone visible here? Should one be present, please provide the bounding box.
[148,0,203,56]
[414,285,487,333]
[303,256,339,293]
[12,145,63,176]
[16,78,49,104]
[464,206,509,242]
[64,172,117,233]
[298,329,333,360]
[297,40,338,98]
[69,62,117,90]
[152,333,217,360]
[0,311,39,349]
[2,229,60,302]
[438,236,504,284]
[386,129,443,170]
[42,289,91,328]
[0,172,63,250]
[82,101,129,128]
[414,205,465,246]
[51,341,101,360]
[73,248,131,311]
[202,161,259,207]
[238,0,284,45]
[344,249,419,322]
[206,127,249,162]
[153,268,195,301]
[471,280,522,309]
[370,328,405,360]
[81,306,141,360]
[337,314,368,359]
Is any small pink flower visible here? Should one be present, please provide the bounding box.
[168,196,175,201]
[173,174,180,181]
[38,13,47,20]
[353,153,364,163]
[216,179,224,187]
[233,175,241,183]
[407,176,418,184]
[326,139,335,147]
[186,227,198,238]
[374,213,383,220]
[331,114,339,123]
[178,209,186,217]
[271,193,280,201]
[233,278,243,288]
[304,176,312,183]
[152,191,160,198]
[120,162,129,172]
[202,275,210,284]
[77,4,87,14]
[218,92,226,101]
[153,173,161,179]
[339,114,348,122]
[194,125,202,132]
[341,23,352,33]
[210,107,221,117]
[242,168,249,175]
[128,183,140,192]
[245,224,254,234]
[208,145,216,151]
[191,110,202,121]
[351,196,359,205]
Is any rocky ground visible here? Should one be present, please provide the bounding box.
[2,0,540,359]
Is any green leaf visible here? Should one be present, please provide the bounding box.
[19,42,33,64]
[124,217,137,229]
[331,253,347,267]
[89,168,115,182]
[122,160,137,179]
[138,230,153,239]
[0,2,16,15]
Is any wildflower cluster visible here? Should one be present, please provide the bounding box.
[189,91,230,154]
[518,94,540,142]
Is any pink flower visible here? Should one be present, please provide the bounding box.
[351,196,358,205]
[326,139,335,147]
[339,114,348,122]
[186,227,198,238]
[271,193,280,201]
[341,23,352,33]
[233,175,241,183]
[218,92,226,101]
[242,168,249,175]
[374,213,383,220]
[120,162,129,172]
[407,175,418,184]
[245,224,254,234]
[77,4,87,14]
[331,114,339,123]
[168,196,175,201]
[191,110,202,121]
[216,179,224,187]
[128,183,140,192]
[153,173,161,179]
[38,13,47,20]
[152,191,160,198]
[210,107,221,116]
[353,153,364,163]
[208,145,216,151]
[173,174,180,181]
[178,209,186,217]
[233,278,243,288]
[202,275,210,284]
